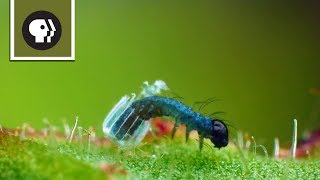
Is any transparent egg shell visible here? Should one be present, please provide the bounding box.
[103,80,169,148]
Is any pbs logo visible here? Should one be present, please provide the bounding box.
[22,11,62,50]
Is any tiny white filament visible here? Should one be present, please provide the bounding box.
[291,119,297,159]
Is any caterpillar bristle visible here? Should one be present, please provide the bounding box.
[198,98,217,112]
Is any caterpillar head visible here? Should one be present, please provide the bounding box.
[210,119,228,148]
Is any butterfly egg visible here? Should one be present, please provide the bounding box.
[103,80,169,148]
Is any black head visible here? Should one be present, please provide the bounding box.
[210,119,228,148]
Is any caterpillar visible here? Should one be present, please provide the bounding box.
[111,95,228,150]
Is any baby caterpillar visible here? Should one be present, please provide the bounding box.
[112,96,229,150]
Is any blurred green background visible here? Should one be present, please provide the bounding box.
[0,1,319,151]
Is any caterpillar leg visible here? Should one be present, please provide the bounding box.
[171,123,178,139]
[185,129,191,142]
[199,135,204,151]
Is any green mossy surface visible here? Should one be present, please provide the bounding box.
[0,133,319,179]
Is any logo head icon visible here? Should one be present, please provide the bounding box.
[22,11,61,50]
[29,19,57,43]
